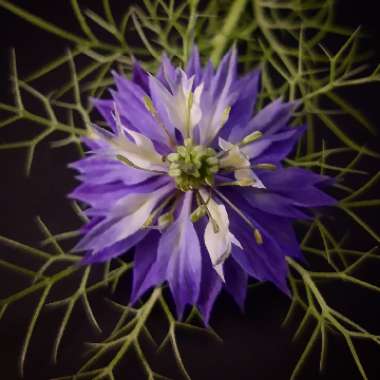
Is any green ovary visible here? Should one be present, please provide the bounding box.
[167,138,219,191]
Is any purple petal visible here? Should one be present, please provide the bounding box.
[73,178,173,253]
[131,60,150,94]
[220,69,260,141]
[240,188,310,219]
[69,182,128,209]
[199,47,238,144]
[70,156,155,186]
[185,46,202,86]
[224,258,248,311]
[157,192,202,318]
[247,208,302,260]
[242,125,306,161]
[258,167,331,190]
[210,47,238,98]
[82,230,147,264]
[195,220,222,323]
[131,231,162,303]
[111,88,169,147]
[156,53,179,92]
[218,190,291,294]
[148,75,176,140]
[229,99,297,143]
[282,187,337,207]
[201,60,214,90]
[257,168,337,207]
[92,98,117,133]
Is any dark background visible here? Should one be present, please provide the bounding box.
[0,1,380,380]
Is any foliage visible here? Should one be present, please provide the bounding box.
[0,0,379,379]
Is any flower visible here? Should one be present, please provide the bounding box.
[70,47,335,321]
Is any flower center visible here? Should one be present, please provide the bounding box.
[167,138,219,191]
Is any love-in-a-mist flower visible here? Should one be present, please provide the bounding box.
[70,47,335,321]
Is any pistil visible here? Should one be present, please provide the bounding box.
[167,139,219,191]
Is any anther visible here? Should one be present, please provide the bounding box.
[241,131,263,145]
[254,228,264,245]
[158,212,174,228]
[167,153,179,162]
[143,96,157,115]
[190,206,207,222]
[254,163,277,171]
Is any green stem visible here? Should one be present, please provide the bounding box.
[210,0,247,65]
[0,235,51,260]
[109,288,161,367]
[286,257,328,310]
[0,104,88,137]
[85,287,162,379]
[183,0,199,63]
[0,266,79,306]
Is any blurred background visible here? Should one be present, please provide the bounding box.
[0,1,379,379]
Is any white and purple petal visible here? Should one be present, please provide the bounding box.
[69,46,336,322]
[156,192,202,318]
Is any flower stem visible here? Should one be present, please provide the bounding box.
[210,0,247,65]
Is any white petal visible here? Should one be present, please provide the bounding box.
[102,108,167,171]
[124,129,166,169]
[230,233,243,249]
[218,137,234,151]
[219,140,266,189]
[200,189,241,281]
[152,71,203,139]
[190,82,204,128]
[213,263,226,282]
[235,168,266,189]
[219,145,249,170]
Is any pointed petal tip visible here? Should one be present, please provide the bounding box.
[214,263,226,283]
[198,308,212,326]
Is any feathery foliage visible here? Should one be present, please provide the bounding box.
[0,0,379,379]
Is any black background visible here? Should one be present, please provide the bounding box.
[0,1,380,380]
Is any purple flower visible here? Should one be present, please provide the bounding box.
[70,47,335,321]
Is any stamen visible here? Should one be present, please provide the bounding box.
[240,131,263,146]
[221,163,276,174]
[158,212,174,228]
[206,156,219,166]
[222,106,231,124]
[205,177,214,186]
[116,154,166,174]
[190,205,207,222]
[168,168,182,177]
[184,92,194,138]
[254,228,264,245]
[143,95,176,148]
[217,131,262,161]
[217,178,255,187]
[197,188,211,205]
[143,193,177,228]
[166,153,180,162]
[143,95,156,115]
[212,188,259,237]
[253,163,277,171]
[196,190,220,232]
